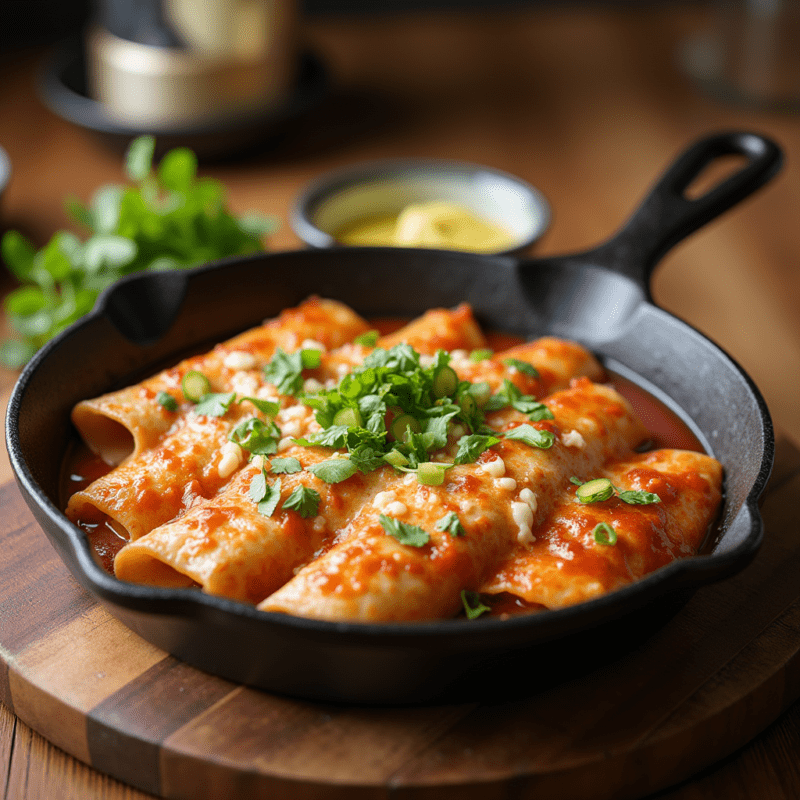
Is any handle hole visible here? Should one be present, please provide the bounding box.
[683,154,748,200]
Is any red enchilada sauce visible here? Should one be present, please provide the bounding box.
[62,321,712,612]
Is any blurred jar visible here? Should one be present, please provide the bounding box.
[681,0,800,110]
[88,0,298,129]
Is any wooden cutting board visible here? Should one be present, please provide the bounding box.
[2,436,800,800]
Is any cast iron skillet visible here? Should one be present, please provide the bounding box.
[6,131,782,704]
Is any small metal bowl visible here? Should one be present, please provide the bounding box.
[291,158,551,255]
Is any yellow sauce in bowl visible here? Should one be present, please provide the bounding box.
[335,201,518,253]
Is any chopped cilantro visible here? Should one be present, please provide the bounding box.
[240,396,280,417]
[306,458,358,484]
[354,330,379,347]
[454,434,501,465]
[435,511,465,537]
[461,590,491,619]
[194,391,237,417]
[263,348,307,395]
[156,391,178,412]
[282,485,320,518]
[503,358,539,378]
[257,477,282,517]
[230,417,281,455]
[504,423,556,449]
[379,515,430,547]
[269,457,302,474]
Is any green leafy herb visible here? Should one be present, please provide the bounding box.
[504,423,556,450]
[156,391,178,412]
[282,485,320,518]
[379,515,430,547]
[617,489,662,505]
[240,396,280,417]
[193,391,237,417]
[229,417,281,455]
[454,434,502,465]
[503,358,539,378]
[248,472,282,517]
[461,590,491,619]
[436,511,465,537]
[354,330,379,347]
[593,522,617,545]
[269,457,302,474]
[1,135,277,367]
[263,348,307,395]
[306,458,358,484]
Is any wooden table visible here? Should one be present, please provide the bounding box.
[2,4,800,798]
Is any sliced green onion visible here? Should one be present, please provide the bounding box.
[468,381,492,409]
[459,393,478,418]
[593,522,617,545]
[181,370,211,402]
[332,407,363,428]
[354,330,379,347]
[432,365,459,398]
[300,348,322,369]
[390,413,421,441]
[384,449,410,468]
[417,462,448,486]
[469,348,493,362]
[576,478,615,504]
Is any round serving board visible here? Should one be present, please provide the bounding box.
[3,436,800,800]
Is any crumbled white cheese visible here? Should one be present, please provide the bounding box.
[300,338,326,352]
[336,363,350,377]
[519,487,538,513]
[217,441,244,479]
[497,477,517,491]
[419,354,435,368]
[251,455,265,470]
[223,351,257,371]
[480,457,506,478]
[450,423,466,440]
[450,349,468,361]
[384,500,408,517]
[561,429,586,449]
[277,437,295,452]
[279,405,307,421]
[303,378,324,393]
[511,500,535,544]
[373,490,397,510]
[281,419,302,438]
[312,516,326,533]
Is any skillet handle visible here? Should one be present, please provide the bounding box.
[575,131,783,288]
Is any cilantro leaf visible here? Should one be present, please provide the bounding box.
[354,330,379,347]
[618,489,661,505]
[461,590,491,620]
[156,391,178,412]
[269,457,302,474]
[248,469,268,503]
[282,485,320,518]
[436,511,465,537]
[306,458,357,484]
[194,391,237,417]
[263,349,305,395]
[230,417,281,455]
[503,358,539,378]
[240,396,280,417]
[454,434,501,465]
[379,515,430,547]
[504,424,556,449]
[258,477,282,517]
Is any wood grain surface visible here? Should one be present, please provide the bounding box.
[0,436,799,800]
[4,3,800,798]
